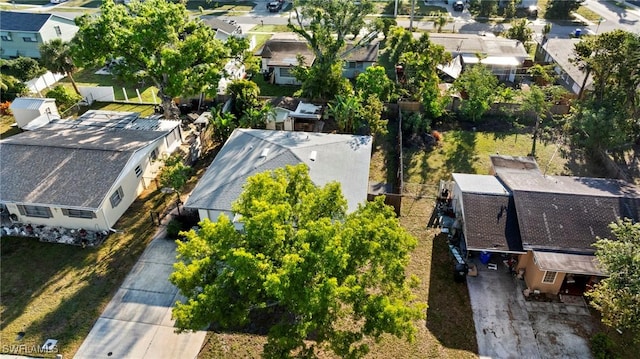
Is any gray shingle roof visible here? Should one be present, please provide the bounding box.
[186,129,372,214]
[461,192,523,252]
[256,39,315,67]
[343,42,379,63]
[0,128,165,209]
[0,11,53,32]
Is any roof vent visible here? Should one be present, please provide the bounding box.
[309,151,317,161]
[260,148,270,158]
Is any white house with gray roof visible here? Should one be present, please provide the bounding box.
[186,129,372,224]
[0,111,183,232]
[0,11,78,59]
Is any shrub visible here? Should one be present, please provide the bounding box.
[45,85,82,114]
[0,101,11,115]
[166,218,183,239]
[590,333,618,359]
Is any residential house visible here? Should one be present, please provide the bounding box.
[536,38,592,95]
[342,42,379,79]
[427,33,530,82]
[256,39,315,85]
[200,17,242,42]
[266,96,324,132]
[185,129,372,225]
[447,155,640,296]
[0,111,183,234]
[0,11,78,59]
[9,97,60,130]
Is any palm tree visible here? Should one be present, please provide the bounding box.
[39,39,80,95]
[433,15,447,33]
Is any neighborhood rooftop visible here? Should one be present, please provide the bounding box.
[0,127,165,209]
[0,11,70,32]
[186,129,372,214]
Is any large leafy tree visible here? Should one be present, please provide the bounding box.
[504,19,534,52]
[568,30,640,153]
[392,30,451,118]
[288,0,378,99]
[0,57,46,82]
[453,64,498,122]
[356,65,393,102]
[545,0,582,20]
[39,39,80,95]
[170,164,425,358]
[71,0,231,118]
[587,219,640,341]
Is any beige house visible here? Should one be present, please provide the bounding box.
[448,155,639,295]
[0,111,183,233]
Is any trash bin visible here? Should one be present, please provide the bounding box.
[479,251,491,264]
[454,263,468,282]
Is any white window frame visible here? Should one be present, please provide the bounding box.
[22,36,37,42]
[54,26,62,36]
[279,67,292,77]
[62,208,96,219]
[110,186,124,208]
[542,271,557,284]
[18,205,52,218]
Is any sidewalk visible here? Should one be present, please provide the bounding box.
[74,207,206,359]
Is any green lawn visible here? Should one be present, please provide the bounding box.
[58,68,160,104]
[0,115,20,139]
[253,74,300,97]
[575,6,603,22]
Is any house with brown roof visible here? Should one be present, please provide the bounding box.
[342,42,379,79]
[446,155,640,296]
[256,39,315,85]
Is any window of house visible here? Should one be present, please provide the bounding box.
[17,205,52,218]
[1,34,12,41]
[22,37,37,42]
[346,62,356,69]
[135,165,142,177]
[54,26,62,36]
[62,208,96,219]
[280,67,292,77]
[150,147,159,162]
[275,122,284,130]
[542,271,557,284]
[110,186,124,208]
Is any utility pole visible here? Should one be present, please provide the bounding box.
[409,0,416,30]
[394,0,399,17]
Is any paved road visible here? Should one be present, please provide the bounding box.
[582,0,640,34]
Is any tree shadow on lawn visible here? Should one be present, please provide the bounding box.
[2,189,168,358]
[425,233,478,353]
[443,130,476,175]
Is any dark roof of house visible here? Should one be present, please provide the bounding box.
[0,128,164,209]
[200,16,239,35]
[185,129,372,214]
[256,39,315,67]
[343,42,379,63]
[270,96,301,112]
[497,171,640,252]
[1,11,57,32]
[460,192,523,252]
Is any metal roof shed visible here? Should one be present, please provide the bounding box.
[9,97,60,129]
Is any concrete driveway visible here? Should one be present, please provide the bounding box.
[74,234,206,359]
[466,259,595,359]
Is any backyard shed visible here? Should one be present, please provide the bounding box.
[9,97,60,129]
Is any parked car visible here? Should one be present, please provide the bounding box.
[453,0,464,11]
[267,1,283,12]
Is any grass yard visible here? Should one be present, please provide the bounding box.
[0,115,20,139]
[575,6,603,22]
[58,68,160,104]
[0,187,174,358]
[249,24,291,33]
[253,75,300,97]
[402,129,598,187]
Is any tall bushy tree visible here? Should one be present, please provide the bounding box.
[288,0,378,99]
[355,65,393,102]
[40,39,80,95]
[71,0,231,118]
[170,164,425,358]
[568,30,640,153]
[504,19,534,52]
[453,64,498,122]
[1,57,46,82]
[545,0,582,20]
[587,219,640,341]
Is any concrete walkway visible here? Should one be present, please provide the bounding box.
[466,258,595,359]
[74,226,206,359]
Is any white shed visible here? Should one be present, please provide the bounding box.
[9,98,60,129]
